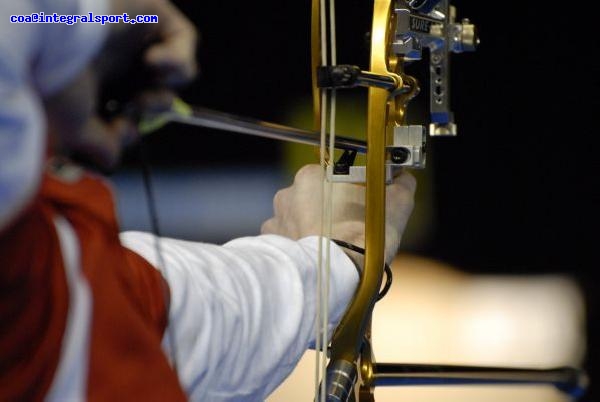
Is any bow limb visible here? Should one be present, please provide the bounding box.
[330,0,391,367]
[320,1,399,400]
[311,0,322,132]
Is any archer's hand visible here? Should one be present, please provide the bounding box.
[261,165,416,264]
[44,0,198,169]
[103,0,198,87]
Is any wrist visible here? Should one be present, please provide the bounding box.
[331,238,394,301]
[344,250,364,275]
[331,239,364,276]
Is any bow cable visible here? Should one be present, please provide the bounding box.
[315,0,338,400]
[314,0,327,396]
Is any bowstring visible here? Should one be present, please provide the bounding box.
[316,0,338,400]
[314,0,327,391]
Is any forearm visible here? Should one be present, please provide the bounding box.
[120,232,358,401]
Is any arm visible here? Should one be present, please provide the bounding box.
[121,232,359,401]
[120,165,415,401]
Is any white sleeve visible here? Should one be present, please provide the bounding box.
[0,0,108,231]
[120,232,359,402]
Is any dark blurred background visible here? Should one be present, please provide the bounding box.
[114,1,598,400]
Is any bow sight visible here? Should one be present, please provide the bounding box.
[317,0,478,184]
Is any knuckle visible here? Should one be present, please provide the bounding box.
[273,189,287,212]
[260,223,269,234]
[400,171,417,192]
[261,219,275,234]
[294,164,320,183]
[391,172,417,195]
[388,183,415,209]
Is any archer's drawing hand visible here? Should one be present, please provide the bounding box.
[261,164,416,264]
[44,0,198,169]
[105,0,198,87]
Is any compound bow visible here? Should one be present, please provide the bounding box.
[311,1,585,402]
[122,1,586,400]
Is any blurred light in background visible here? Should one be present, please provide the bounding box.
[268,255,586,402]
